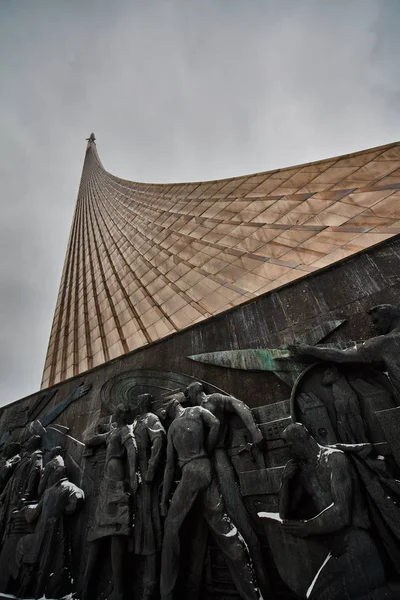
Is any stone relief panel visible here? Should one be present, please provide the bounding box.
[1,304,400,598]
[0,421,85,599]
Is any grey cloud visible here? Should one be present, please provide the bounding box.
[0,0,399,405]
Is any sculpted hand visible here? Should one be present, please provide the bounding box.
[28,420,47,437]
[335,442,372,458]
[72,383,92,401]
[282,519,310,538]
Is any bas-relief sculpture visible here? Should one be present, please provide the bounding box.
[81,393,165,600]
[183,382,272,599]
[81,403,137,600]
[159,394,260,600]
[1,305,400,598]
[188,320,347,387]
[16,448,84,599]
[0,422,85,598]
[290,304,400,398]
[274,423,388,599]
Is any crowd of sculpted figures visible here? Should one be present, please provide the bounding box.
[0,303,400,599]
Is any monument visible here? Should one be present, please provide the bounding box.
[1,136,400,599]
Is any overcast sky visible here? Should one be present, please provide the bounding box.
[0,0,399,406]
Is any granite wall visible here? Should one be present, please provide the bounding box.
[1,234,399,442]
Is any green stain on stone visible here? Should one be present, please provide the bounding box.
[188,319,346,386]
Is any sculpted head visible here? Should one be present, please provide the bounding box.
[47,446,62,461]
[368,304,400,335]
[2,441,21,460]
[282,423,317,460]
[45,455,67,487]
[160,393,185,420]
[24,435,42,453]
[137,393,153,416]
[322,365,341,385]
[114,402,133,425]
[184,382,205,406]
[155,407,168,423]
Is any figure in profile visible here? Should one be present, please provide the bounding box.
[271,423,389,599]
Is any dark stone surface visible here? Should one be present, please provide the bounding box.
[376,406,400,468]
[1,235,399,444]
[1,235,400,599]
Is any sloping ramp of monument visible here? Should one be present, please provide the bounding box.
[41,140,400,388]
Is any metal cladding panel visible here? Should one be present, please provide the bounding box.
[41,140,400,388]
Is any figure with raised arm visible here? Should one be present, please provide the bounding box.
[159,395,261,600]
[290,304,400,400]
[184,381,272,599]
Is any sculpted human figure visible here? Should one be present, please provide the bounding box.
[0,434,43,541]
[81,403,137,600]
[130,393,165,600]
[322,366,369,444]
[291,304,400,400]
[0,433,45,592]
[184,382,265,465]
[277,423,388,599]
[38,446,64,497]
[16,434,43,506]
[159,396,261,600]
[15,449,85,599]
[184,382,272,598]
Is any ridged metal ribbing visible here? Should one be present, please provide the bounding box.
[41,140,400,388]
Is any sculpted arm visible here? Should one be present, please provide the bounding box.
[65,486,85,514]
[24,498,43,524]
[283,453,352,537]
[278,460,303,519]
[25,451,43,501]
[38,465,51,498]
[41,383,92,428]
[83,429,111,448]
[224,396,263,445]
[124,434,138,494]
[293,339,382,365]
[161,429,176,516]
[83,418,115,447]
[305,453,352,534]
[146,415,165,481]
[201,408,220,453]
